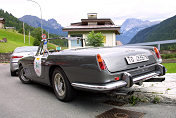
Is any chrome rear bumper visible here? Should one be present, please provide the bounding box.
[71,71,160,91]
[72,64,166,91]
[10,62,19,71]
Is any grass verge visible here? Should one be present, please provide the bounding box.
[0,29,34,53]
[162,63,176,73]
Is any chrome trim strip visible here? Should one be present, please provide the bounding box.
[72,81,127,91]
[71,72,160,91]
[133,72,159,83]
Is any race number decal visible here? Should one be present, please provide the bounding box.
[34,56,42,77]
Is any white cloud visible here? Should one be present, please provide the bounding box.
[0,0,176,26]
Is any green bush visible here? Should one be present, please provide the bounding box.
[161,53,176,59]
[129,95,141,106]
[87,31,104,47]
[33,38,40,46]
[153,96,160,104]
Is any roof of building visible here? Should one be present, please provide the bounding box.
[63,19,120,34]
[70,18,115,26]
[63,13,120,34]
[81,18,114,25]
[0,18,5,24]
[63,25,120,34]
[0,18,5,21]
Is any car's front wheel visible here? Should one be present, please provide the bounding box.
[18,66,31,84]
[52,67,75,102]
[10,70,16,76]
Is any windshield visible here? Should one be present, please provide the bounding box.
[14,46,38,53]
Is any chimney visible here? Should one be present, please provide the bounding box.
[87,13,97,19]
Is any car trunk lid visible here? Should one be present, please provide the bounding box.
[100,47,156,73]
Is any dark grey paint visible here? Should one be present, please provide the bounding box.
[18,44,164,91]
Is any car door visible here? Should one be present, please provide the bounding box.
[31,42,48,82]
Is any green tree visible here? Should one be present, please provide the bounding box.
[33,38,40,46]
[31,28,47,46]
[0,9,34,34]
[87,31,104,47]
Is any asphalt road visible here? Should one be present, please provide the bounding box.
[0,64,176,118]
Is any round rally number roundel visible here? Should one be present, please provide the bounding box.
[41,34,47,39]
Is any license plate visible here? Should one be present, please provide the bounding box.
[126,54,149,64]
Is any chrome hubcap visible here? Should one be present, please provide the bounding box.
[54,73,65,97]
[20,68,29,81]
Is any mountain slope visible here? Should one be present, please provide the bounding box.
[0,9,35,34]
[116,18,159,44]
[130,15,176,44]
[0,29,35,53]
[19,15,67,36]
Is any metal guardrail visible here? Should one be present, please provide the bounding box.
[127,39,176,50]
[46,37,83,40]
[45,37,176,50]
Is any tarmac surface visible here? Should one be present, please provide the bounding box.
[0,63,176,118]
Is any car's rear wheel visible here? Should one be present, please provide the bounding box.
[10,70,16,76]
[18,66,31,84]
[52,67,75,102]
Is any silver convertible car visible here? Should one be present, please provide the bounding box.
[18,39,166,102]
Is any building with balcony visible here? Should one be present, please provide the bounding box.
[63,13,120,49]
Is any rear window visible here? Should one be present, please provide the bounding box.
[14,47,38,53]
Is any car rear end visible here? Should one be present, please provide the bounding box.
[10,46,38,76]
[71,46,165,92]
[10,54,24,75]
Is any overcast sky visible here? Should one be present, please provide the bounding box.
[0,0,176,26]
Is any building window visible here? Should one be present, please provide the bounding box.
[70,34,82,37]
[77,39,79,44]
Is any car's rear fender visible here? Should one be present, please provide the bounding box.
[47,54,114,84]
[71,64,166,92]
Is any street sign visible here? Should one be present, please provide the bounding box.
[41,34,47,39]
[43,40,47,50]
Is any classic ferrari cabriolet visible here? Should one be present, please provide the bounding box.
[18,38,166,102]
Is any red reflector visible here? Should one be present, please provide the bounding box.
[99,61,106,70]
[115,77,120,81]
[154,47,161,59]
[97,54,103,62]
[12,56,23,59]
[97,54,106,70]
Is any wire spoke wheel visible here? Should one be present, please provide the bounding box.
[20,68,28,81]
[54,73,66,97]
[52,68,75,102]
[19,66,31,84]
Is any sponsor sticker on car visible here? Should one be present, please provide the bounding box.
[126,54,149,64]
[34,56,42,77]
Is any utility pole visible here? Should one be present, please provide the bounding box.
[27,0,43,35]
[23,22,25,44]
[29,30,30,45]
[48,29,49,39]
